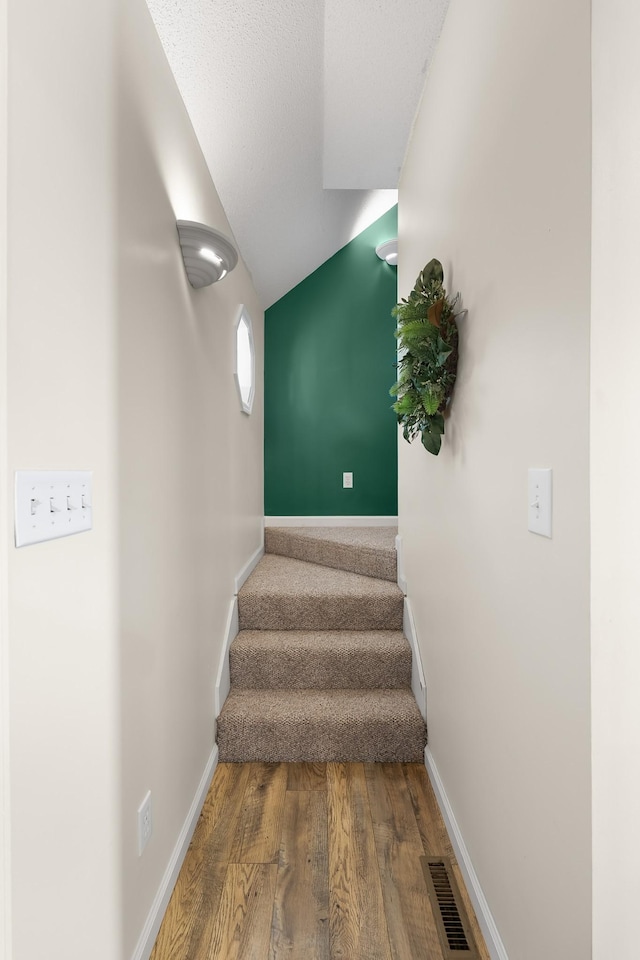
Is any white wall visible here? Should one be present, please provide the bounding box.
[116,1,263,955]
[6,0,120,960]
[4,1,263,957]
[398,1,591,957]
[591,3,640,956]
[7,1,121,957]
[0,0,10,955]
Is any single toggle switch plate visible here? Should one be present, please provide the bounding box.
[528,468,552,538]
[15,471,93,547]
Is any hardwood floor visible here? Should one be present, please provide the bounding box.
[150,763,490,960]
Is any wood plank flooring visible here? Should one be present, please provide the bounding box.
[149,763,491,960]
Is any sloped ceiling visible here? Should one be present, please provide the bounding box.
[146,0,449,307]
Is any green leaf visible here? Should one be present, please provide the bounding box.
[396,299,427,319]
[419,414,445,455]
[392,395,415,416]
[420,382,444,415]
[420,428,442,455]
[396,321,439,345]
[420,259,444,288]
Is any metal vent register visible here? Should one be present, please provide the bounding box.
[422,857,479,957]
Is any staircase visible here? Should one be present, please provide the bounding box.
[216,526,426,762]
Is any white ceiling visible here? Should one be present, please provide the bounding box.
[146,0,449,307]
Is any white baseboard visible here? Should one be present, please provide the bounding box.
[131,745,218,960]
[234,542,264,594]
[215,544,264,721]
[214,596,239,719]
[396,533,407,594]
[424,748,509,960]
[403,597,426,721]
[264,516,398,527]
[397,539,425,720]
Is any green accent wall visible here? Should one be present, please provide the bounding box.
[265,206,398,516]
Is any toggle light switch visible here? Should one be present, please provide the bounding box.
[528,468,552,538]
[15,471,93,547]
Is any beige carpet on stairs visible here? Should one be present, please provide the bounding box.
[265,525,398,581]
[237,554,403,631]
[217,525,427,762]
[230,630,411,688]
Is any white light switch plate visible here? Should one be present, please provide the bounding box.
[528,468,552,538]
[343,472,353,489]
[15,470,93,547]
[137,790,152,856]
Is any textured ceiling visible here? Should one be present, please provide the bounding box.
[146,0,449,307]
[323,0,449,189]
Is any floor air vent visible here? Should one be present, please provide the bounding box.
[422,857,478,957]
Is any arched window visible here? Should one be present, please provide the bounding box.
[235,306,255,414]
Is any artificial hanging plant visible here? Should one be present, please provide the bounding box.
[390,258,462,456]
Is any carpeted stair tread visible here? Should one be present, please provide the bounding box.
[265,526,397,581]
[230,630,411,689]
[217,688,426,762]
[238,554,403,631]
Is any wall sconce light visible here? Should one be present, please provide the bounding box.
[375,239,398,266]
[176,220,239,288]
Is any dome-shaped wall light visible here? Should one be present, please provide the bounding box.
[375,239,398,266]
[176,220,239,288]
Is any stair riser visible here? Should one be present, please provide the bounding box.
[238,596,403,631]
[265,528,396,582]
[217,718,425,763]
[229,650,411,689]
